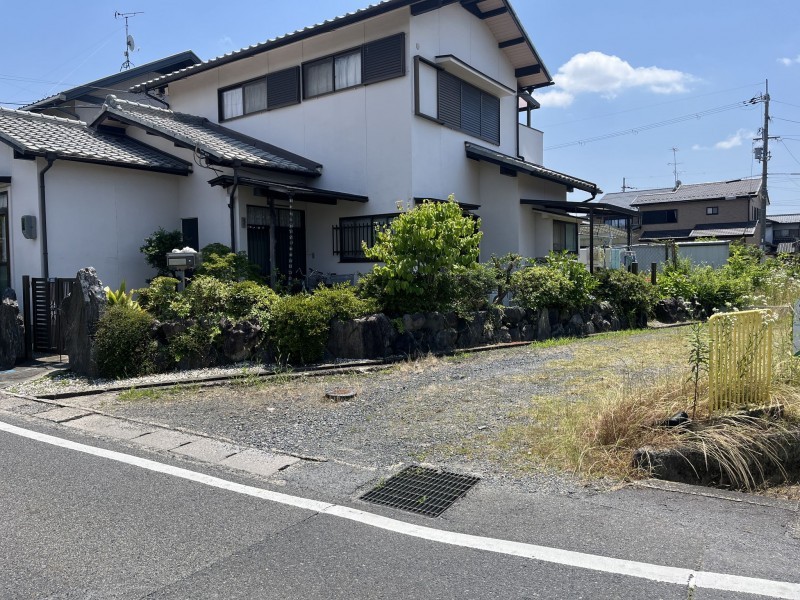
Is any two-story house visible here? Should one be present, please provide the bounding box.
[0,0,600,296]
[625,179,763,244]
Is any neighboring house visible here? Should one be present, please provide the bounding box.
[600,179,763,244]
[597,187,669,242]
[21,51,201,123]
[0,0,602,296]
[766,214,800,251]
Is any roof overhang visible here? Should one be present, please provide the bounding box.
[208,175,368,204]
[132,0,552,94]
[466,142,601,195]
[435,55,516,96]
[521,199,636,218]
[414,196,481,211]
[0,176,10,184]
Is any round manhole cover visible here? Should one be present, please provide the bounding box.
[324,388,357,401]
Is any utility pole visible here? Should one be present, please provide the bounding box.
[759,81,770,249]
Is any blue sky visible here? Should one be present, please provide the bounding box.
[1,0,799,212]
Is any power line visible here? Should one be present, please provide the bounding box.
[545,101,756,151]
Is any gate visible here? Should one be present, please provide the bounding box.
[25,277,75,354]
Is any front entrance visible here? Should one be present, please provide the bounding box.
[246,205,306,283]
[0,191,9,292]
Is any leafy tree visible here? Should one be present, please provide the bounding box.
[361,198,483,314]
[140,228,183,277]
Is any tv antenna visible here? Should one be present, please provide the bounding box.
[115,11,143,71]
[668,147,683,188]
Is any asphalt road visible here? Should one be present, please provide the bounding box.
[1,412,799,600]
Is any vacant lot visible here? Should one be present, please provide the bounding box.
[81,329,694,484]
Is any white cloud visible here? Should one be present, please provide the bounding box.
[692,129,755,151]
[715,129,754,150]
[778,55,800,66]
[537,51,695,108]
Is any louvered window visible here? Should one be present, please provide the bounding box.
[363,33,405,84]
[267,67,300,109]
[437,72,501,145]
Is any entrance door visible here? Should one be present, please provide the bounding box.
[0,192,9,292]
[246,205,306,282]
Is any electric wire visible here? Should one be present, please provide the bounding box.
[545,101,756,151]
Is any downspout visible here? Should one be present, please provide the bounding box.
[229,164,240,253]
[38,154,56,280]
[144,86,170,109]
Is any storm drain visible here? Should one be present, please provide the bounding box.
[360,466,480,518]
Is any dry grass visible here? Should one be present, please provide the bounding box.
[503,319,800,490]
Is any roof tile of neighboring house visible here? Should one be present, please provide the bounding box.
[690,222,757,238]
[630,179,761,207]
[767,214,800,224]
[599,187,672,211]
[97,96,322,176]
[0,107,191,174]
[130,0,551,93]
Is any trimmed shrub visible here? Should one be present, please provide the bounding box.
[594,269,656,321]
[227,280,279,324]
[196,243,261,282]
[135,277,184,320]
[511,252,596,312]
[94,304,157,379]
[183,275,229,319]
[270,284,377,364]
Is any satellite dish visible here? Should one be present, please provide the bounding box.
[127,35,135,52]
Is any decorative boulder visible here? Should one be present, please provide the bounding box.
[0,295,24,370]
[327,313,397,359]
[221,319,262,362]
[61,268,107,377]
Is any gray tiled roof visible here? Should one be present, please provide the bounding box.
[767,214,800,224]
[690,222,757,238]
[639,229,693,240]
[630,179,761,206]
[130,0,551,93]
[599,187,672,210]
[0,108,191,174]
[98,96,322,176]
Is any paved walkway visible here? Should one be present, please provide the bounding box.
[0,355,303,481]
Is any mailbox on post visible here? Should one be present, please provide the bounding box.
[166,248,200,290]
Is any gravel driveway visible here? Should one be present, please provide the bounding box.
[59,329,688,493]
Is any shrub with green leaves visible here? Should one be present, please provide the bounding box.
[594,269,655,321]
[183,275,229,319]
[511,252,596,312]
[270,284,377,364]
[196,243,261,282]
[94,304,157,379]
[135,277,187,321]
[227,280,278,324]
[361,198,483,315]
[140,227,183,276]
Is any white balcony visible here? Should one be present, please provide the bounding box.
[518,123,543,165]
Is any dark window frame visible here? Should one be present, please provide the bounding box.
[334,213,398,263]
[218,75,268,122]
[302,33,406,100]
[552,220,578,253]
[706,206,719,215]
[641,209,678,225]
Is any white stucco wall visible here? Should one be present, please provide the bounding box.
[7,155,40,294]
[39,161,181,290]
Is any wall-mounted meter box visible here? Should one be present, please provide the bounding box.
[21,215,37,239]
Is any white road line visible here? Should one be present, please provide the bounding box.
[2,419,799,599]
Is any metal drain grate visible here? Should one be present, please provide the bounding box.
[360,466,480,517]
